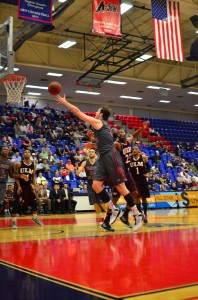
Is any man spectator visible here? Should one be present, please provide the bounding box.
[36,172,48,186]
[37,184,51,214]
[49,184,65,214]
[62,183,77,213]
[11,152,22,164]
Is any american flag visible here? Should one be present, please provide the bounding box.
[151,0,184,62]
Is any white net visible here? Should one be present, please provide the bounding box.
[3,75,27,104]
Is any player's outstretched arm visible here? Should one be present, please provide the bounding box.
[55,94,102,129]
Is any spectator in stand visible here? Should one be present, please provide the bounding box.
[147,173,155,189]
[4,134,13,145]
[49,184,65,214]
[153,173,161,185]
[20,122,27,135]
[36,172,48,186]
[55,145,64,156]
[189,162,197,173]
[165,172,172,186]
[37,184,51,214]
[3,184,14,216]
[63,144,70,155]
[42,159,51,179]
[182,163,189,173]
[51,153,60,165]
[37,134,46,146]
[170,182,178,191]
[43,183,50,198]
[185,142,192,152]
[66,159,76,179]
[62,183,77,213]
[42,144,51,155]
[21,136,31,151]
[11,143,20,154]
[78,180,85,190]
[14,122,24,138]
[191,178,198,190]
[26,122,34,134]
[35,159,44,175]
[149,128,158,136]
[52,171,63,187]
[11,152,22,164]
[58,159,65,171]
[50,133,57,146]
[39,148,49,160]
[176,141,183,157]
[194,142,198,152]
[159,174,168,186]
[166,159,173,169]
[30,139,38,152]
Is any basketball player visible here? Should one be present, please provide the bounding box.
[0,146,28,208]
[129,145,150,223]
[11,149,43,229]
[76,148,107,220]
[55,94,143,232]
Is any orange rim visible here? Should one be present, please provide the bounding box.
[0,74,27,83]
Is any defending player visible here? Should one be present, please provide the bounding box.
[129,145,150,223]
[76,148,107,220]
[11,149,43,228]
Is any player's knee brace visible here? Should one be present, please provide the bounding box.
[124,193,135,207]
[98,189,110,203]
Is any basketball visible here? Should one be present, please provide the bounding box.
[48,81,62,95]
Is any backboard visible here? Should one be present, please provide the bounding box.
[0,16,14,81]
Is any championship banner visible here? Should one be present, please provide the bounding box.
[18,0,52,25]
[92,0,122,38]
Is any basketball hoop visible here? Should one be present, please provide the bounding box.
[2,75,27,104]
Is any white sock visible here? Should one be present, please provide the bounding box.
[106,200,116,211]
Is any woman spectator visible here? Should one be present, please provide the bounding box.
[36,172,48,186]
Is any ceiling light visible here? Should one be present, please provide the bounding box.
[196,30,198,33]
[136,54,153,62]
[58,41,76,49]
[75,90,100,95]
[47,72,63,77]
[159,100,171,103]
[120,95,142,100]
[26,85,48,90]
[28,92,41,95]
[147,86,171,90]
[58,0,67,2]
[104,80,127,85]
[194,104,198,106]
[188,91,198,95]
[120,3,133,14]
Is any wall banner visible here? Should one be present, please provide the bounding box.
[92,0,122,38]
[18,0,52,25]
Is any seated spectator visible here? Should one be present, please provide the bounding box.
[189,162,197,173]
[21,136,31,150]
[43,183,50,198]
[20,122,27,135]
[14,122,24,138]
[170,182,178,191]
[66,159,76,179]
[49,184,65,214]
[191,178,198,190]
[52,171,63,187]
[185,142,192,152]
[11,143,20,154]
[36,172,48,186]
[26,122,34,134]
[62,183,77,213]
[42,159,51,179]
[37,134,46,146]
[166,159,173,169]
[39,148,49,160]
[3,184,14,216]
[51,153,60,165]
[11,152,22,164]
[35,159,44,175]
[37,184,51,214]
[55,145,64,156]
[42,144,51,155]
[176,141,183,157]
[63,144,70,155]
[58,159,66,171]
[60,168,70,181]
[78,180,85,190]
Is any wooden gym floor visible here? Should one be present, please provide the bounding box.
[0,208,198,300]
